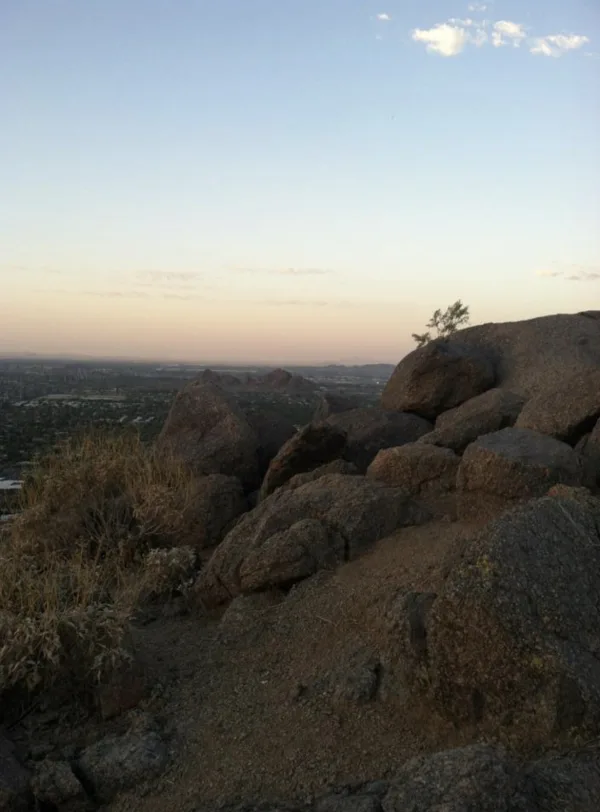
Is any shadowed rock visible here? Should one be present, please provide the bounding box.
[428,488,600,739]
[326,407,432,471]
[259,423,347,501]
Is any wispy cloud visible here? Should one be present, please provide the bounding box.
[530,33,589,57]
[231,267,335,277]
[2,264,63,275]
[81,290,151,299]
[412,15,590,59]
[468,2,488,11]
[536,265,600,281]
[492,20,526,48]
[135,270,203,285]
[376,13,391,22]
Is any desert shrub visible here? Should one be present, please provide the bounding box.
[0,431,201,706]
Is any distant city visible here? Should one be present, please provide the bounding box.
[0,355,394,516]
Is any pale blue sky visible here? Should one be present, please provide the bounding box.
[1,0,598,363]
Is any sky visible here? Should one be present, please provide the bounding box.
[1,0,599,364]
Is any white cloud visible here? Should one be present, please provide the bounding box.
[376,13,391,22]
[468,2,488,11]
[411,15,590,60]
[492,20,526,47]
[530,33,590,57]
[412,24,470,56]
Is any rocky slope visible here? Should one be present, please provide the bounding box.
[3,310,600,811]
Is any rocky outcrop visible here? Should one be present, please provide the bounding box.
[457,427,583,521]
[368,443,459,499]
[381,341,496,420]
[515,369,600,444]
[31,760,89,811]
[259,423,347,501]
[420,388,525,453]
[157,382,260,490]
[383,312,600,421]
[428,488,600,738]
[195,474,431,606]
[325,408,432,471]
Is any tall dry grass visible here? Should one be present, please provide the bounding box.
[0,431,200,705]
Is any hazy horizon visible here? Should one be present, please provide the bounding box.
[1,0,598,364]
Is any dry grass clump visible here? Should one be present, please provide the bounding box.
[0,431,201,706]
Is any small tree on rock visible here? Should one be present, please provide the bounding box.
[412,300,470,347]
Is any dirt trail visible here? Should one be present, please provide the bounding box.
[110,517,484,811]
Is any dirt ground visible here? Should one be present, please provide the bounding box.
[103,516,488,811]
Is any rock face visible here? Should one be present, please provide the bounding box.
[259,423,347,501]
[157,382,260,490]
[383,745,516,812]
[515,369,600,444]
[313,392,363,422]
[421,388,526,453]
[580,417,600,489]
[196,474,431,606]
[457,427,582,521]
[428,489,600,738]
[189,474,247,549]
[0,730,30,811]
[368,443,459,499]
[381,341,496,421]
[325,408,432,471]
[513,749,600,812]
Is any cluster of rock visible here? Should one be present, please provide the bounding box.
[3,310,600,810]
[199,366,318,396]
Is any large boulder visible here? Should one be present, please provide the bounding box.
[367,443,459,499]
[457,427,583,521]
[515,369,600,445]
[157,382,260,490]
[381,341,496,420]
[420,388,526,453]
[428,488,600,738]
[195,474,431,606]
[188,474,247,549]
[383,745,516,812]
[325,408,432,471]
[313,392,363,422]
[433,312,600,399]
[258,423,347,501]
